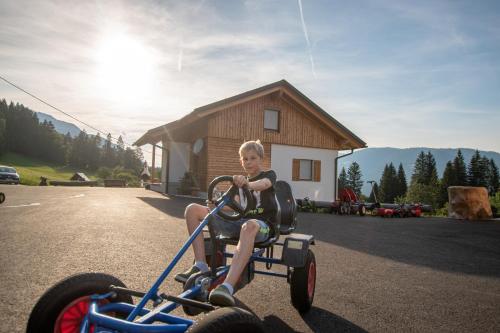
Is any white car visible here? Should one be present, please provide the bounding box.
[0,165,20,184]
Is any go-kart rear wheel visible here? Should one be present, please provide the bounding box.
[0,192,5,204]
[187,307,264,333]
[290,250,316,313]
[26,272,133,333]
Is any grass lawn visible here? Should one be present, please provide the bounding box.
[0,152,97,185]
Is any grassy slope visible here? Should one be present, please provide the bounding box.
[0,152,96,185]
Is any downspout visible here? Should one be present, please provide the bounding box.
[334,149,355,200]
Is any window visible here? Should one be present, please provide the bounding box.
[299,160,312,180]
[292,159,321,182]
[264,109,279,131]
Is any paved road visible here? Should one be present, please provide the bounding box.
[1,185,500,332]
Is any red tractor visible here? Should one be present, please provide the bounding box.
[332,188,366,216]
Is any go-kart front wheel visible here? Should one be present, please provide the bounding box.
[290,250,316,313]
[187,307,264,333]
[26,272,133,333]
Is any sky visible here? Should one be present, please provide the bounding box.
[1,0,499,163]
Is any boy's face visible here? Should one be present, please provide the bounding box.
[240,149,263,176]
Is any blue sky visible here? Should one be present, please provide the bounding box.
[1,0,499,162]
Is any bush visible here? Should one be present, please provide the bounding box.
[490,192,500,217]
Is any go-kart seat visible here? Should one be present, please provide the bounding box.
[216,194,282,249]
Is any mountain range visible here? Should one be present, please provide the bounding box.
[36,111,500,196]
[338,147,500,195]
[36,112,81,137]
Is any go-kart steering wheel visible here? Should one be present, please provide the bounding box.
[207,176,254,221]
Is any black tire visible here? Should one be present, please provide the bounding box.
[182,272,210,316]
[290,250,316,313]
[26,272,133,333]
[187,307,264,333]
[0,192,5,204]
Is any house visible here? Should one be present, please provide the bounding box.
[134,80,366,201]
[70,173,90,181]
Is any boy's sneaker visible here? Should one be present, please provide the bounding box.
[175,265,201,283]
[208,284,235,307]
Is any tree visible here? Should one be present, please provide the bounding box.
[347,162,363,196]
[488,159,499,195]
[379,163,398,203]
[407,151,440,209]
[439,161,455,207]
[453,149,467,185]
[396,163,407,198]
[468,150,489,187]
[411,151,426,185]
[338,167,348,192]
[424,151,439,186]
[102,133,115,167]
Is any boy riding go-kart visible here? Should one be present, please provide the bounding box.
[27,140,316,333]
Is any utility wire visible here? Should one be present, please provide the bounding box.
[0,74,156,155]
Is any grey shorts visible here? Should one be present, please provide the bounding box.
[210,214,271,243]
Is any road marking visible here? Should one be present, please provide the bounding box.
[3,203,41,208]
[69,194,85,198]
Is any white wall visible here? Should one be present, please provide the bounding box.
[163,141,190,194]
[271,144,337,201]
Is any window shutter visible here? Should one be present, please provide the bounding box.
[313,160,321,182]
[292,159,300,181]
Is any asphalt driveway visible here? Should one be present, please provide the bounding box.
[1,185,499,332]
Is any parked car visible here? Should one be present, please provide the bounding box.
[0,165,20,184]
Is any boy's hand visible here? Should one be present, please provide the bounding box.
[233,175,248,188]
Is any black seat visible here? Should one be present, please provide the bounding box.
[217,194,281,248]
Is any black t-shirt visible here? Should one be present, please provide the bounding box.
[244,170,278,225]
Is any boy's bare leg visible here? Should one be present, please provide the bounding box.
[184,203,209,262]
[224,220,260,287]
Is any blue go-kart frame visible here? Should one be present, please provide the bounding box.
[27,176,316,333]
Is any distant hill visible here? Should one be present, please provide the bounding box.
[36,112,81,137]
[339,147,500,196]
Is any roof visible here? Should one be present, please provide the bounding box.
[70,173,90,181]
[134,79,366,149]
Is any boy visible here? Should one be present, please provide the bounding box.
[175,140,277,306]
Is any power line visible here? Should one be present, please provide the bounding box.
[0,74,155,155]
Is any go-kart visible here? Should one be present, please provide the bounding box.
[27,176,316,333]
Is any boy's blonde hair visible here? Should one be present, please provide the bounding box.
[239,140,264,159]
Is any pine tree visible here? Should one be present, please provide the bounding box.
[489,159,500,195]
[425,151,439,186]
[397,163,407,198]
[347,162,363,196]
[439,161,455,207]
[453,149,467,185]
[468,150,484,187]
[338,167,348,192]
[411,151,426,185]
[379,163,398,203]
[102,133,115,167]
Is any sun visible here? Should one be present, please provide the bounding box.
[94,31,157,102]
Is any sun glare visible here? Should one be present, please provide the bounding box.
[94,31,157,102]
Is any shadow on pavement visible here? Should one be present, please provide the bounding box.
[236,298,364,333]
[296,213,500,278]
[137,195,203,219]
[261,307,367,333]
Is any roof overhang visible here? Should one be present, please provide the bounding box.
[134,80,367,149]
